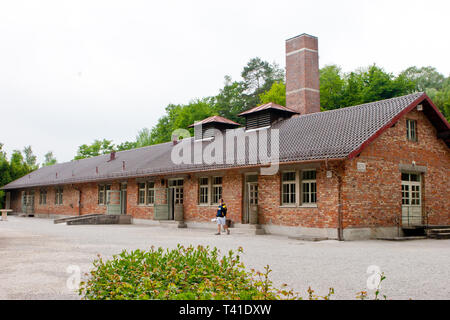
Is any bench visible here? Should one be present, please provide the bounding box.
[1,209,13,221]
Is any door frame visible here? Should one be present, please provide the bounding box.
[401,172,423,227]
[167,178,184,221]
[120,182,127,215]
[106,190,122,215]
[243,173,258,224]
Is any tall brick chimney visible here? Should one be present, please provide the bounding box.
[285,33,320,115]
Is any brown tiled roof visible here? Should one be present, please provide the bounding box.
[3,93,449,190]
[238,102,299,116]
[188,115,240,128]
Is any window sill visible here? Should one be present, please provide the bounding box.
[138,204,154,207]
[198,204,218,207]
[279,204,318,208]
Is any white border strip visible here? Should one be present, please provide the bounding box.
[286,48,318,56]
[286,88,320,95]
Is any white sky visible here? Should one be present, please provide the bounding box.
[1,0,449,163]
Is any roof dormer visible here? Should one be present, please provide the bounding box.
[188,115,241,140]
[238,102,299,130]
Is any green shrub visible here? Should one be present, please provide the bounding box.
[79,244,385,300]
[79,245,297,300]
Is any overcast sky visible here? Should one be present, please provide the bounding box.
[1,0,449,163]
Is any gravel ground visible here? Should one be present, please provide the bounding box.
[0,216,449,300]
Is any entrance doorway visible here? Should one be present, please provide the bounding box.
[401,172,422,226]
[120,183,127,215]
[21,190,34,215]
[168,179,184,221]
[243,174,258,224]
[106,190,122,215]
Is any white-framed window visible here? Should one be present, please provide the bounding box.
[138,183,146,205]
[401,173,421,206]
[98,184,111,205]
[138,181,155,205]
[199,177,209,204]
[39,189,47,205]
[406,119,418,142]
[281,170,317,206]
[281,172,296,205]
[197,176,223,205]
[146,181,155,205]
[55,187,63,205]
[212,177,222,204]
[301,170,317,204]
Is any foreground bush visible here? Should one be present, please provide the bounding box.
[79,245,384,300]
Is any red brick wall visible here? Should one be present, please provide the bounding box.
[342,108,450,228]
[7,108,448,231]
[126,178,155,219]
[258,162,341,228]
[183,171,243,223]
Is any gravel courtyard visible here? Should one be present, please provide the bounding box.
[0,216,449,300]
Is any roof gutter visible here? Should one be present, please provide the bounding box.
[0,157,347,190]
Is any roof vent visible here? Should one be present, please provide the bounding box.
[189,116,240,140]
[238,103,299,130]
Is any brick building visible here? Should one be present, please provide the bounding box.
[2,34,449,240]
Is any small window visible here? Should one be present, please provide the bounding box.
[199,177,209,205]
[169,179,184,187]
[302,170,317,204]
[98,185,111,205]
[55,187,63,205]
[146,182,155,205]
[406,119,417,142]
[402,173,421,182]
[212,177,222,204]
[138,183,146,205]
[401,184,410,205]
[39,189,47,205]
[281,171,296,205]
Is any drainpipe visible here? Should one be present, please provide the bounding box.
[337,174,343,241]
[74,186,82,216]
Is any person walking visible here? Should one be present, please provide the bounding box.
[215,199,230,235]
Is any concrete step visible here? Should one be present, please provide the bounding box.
[231,223,264,229]
[376,236,427,241]
[67,214,132,225]
[54,214,102,224]
[229,224,265,235]
[158,220,187,229]
[428,233,450,239]
[427,228,450,234]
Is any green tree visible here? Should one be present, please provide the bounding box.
[42,151,57,167]
[136,128,153,148]
[259,81,286,106]
[116,141,137,151]
[0,144,11,208]
[426,77,450,121]
[10,150,31,180]
[319,65,346,110]
[23,145,38,171]
[342,65,415,107]
[241,58,284,98]
[213,76,247,125]
[74,139,115,160]
[400,66,445,92]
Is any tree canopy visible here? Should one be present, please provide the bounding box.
[0,144,36,208]
[71,60,450,160]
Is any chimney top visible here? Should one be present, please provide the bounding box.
[109,151,116,161]
[285,33,320,115]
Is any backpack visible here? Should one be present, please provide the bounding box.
[222,204,227,216]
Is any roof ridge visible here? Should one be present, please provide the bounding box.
[293,92,424,119]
